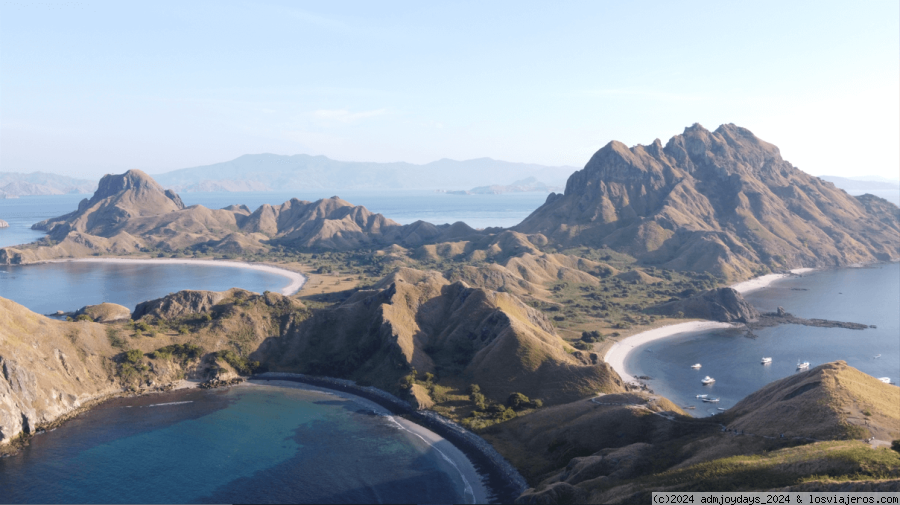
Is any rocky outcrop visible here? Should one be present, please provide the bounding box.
[515,124,900,280]
[132,289,233,320]
[74,303,132,323]
[646,287,760,323]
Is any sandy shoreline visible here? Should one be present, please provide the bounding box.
[42,257,307,296]
[245,379,490,504]
[604,267,817,386]
[731,267,815,294]
[604,321,736,385]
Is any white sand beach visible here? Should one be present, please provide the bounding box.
[46,257,306,296]
[603,321,735,385]
[246,379,490,504]
[604,267,817,386]
[731,267,815,294]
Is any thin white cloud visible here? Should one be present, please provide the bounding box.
[312,108,388,124]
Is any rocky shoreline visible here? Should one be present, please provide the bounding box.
[745,306,872,335]
[252,372,529,504]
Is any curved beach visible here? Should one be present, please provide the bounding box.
[247,379,491,504]
[604,267,816,385]
[45,258,306,296]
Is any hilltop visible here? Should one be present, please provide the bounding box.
[515,124,900,280]
[510,361,900,502]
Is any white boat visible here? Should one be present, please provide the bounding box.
[701,376,716,385]
[878,377,892,384]
[761,357,772,364]
[874,354,881,359]
[702,397,720,403]
[717,407,726,411]
[691,363,702,369]
[796,361,809,369]
[696,394,708,398]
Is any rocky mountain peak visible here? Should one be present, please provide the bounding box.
[91,169,184,210]
[516,123,900,280]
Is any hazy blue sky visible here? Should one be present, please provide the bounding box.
[1,1,897,179]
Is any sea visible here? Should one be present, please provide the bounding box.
[0,384,478,504]
[625,263,900,416]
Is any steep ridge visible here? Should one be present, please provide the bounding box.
[255,267,622,405]
[515,124,900,280]
[0,172,488,264]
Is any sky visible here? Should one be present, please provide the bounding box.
[1,0,898,180]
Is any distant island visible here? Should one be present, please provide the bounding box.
[0,172,97,197]
[437,177,564,195]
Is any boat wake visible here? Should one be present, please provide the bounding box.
[146,401,194,408]
[384,415,477,504]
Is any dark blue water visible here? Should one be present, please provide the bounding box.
[0,261,289,315]
[0,191,548,249]
[626,263,900,416]
[0,384,474,504]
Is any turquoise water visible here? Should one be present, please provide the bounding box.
[0,385,472,504]
[0,261,290,315]
[626,263,900,416]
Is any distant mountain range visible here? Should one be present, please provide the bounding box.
[439,177,564,195]
[817,175,899,191]
[0,172,96,198]
[150,154,578,192]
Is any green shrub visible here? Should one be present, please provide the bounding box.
[892,440,900,453]
[154,343,203,362]
[106,327,126,348]
[124,349,143,364]
[75,314,92,322]
[216,349,261,376]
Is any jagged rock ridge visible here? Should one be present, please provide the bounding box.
[515,124,900,280]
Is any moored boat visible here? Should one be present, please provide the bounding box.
[701,376,715,385]
[878,377,892,384]
[702,397,720,403]
[796,361,809,369]
[761,357,772,364]
[696,394,708,398]
[691,363,702,369]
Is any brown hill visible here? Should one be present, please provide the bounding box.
[512,361,900,502]
[646,287,760,323]
[0,171,488,264]
[255,267,623,405]
[721,360,899,441]
[515,124,900,280]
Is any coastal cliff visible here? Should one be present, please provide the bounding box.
[0,298,120,450]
